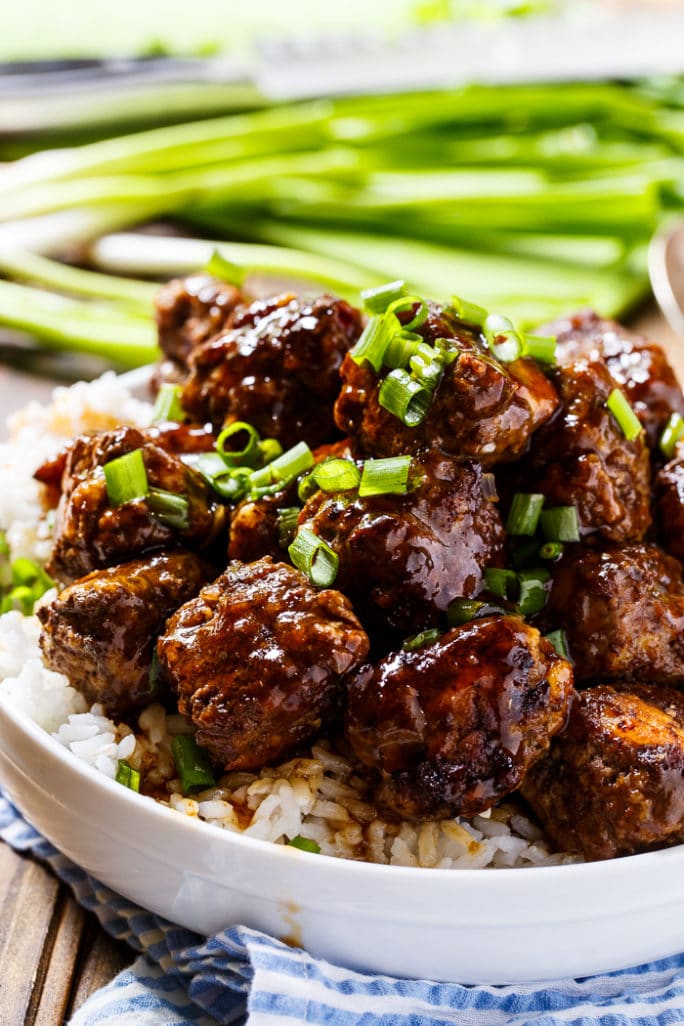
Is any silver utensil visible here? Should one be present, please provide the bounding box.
[649,221,684,339]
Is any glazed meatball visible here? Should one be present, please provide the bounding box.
[49,425,228,579]
[155,274,243,375]
[38,552,212,718]
[157,558,370,770]
[545,310,684,449]
[524,357,651,542]
[654,456,684,563]
[543,543,684,685]
[182,293,364,448]
[227,482,298,564]
[299,449,505,636]
[335,304,558,466]
[346,616,574,821]
[522,684,684,860]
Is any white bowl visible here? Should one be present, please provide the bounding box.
[1,694,683,984]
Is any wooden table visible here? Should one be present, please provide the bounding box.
[0,302,682,1023]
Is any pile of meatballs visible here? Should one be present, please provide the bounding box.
[34,275,684,862]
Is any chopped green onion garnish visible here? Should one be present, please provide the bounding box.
[147,488,190,530]
[116,760,141,792]
[312,459,361,493]
[384,331,421,371]
[298,471,320,503]
[484,567,518,600]
[0,532,9,557]
[248,441,314,491]
[660,412,684,460]
[447,598,504,627]
[386,295,429,332]
[540,505,580,543]
[379,369,431,427]
[539,541,564,560]
[103,449,149,507]
[350,312,399,372]
[485,314,522,363]
[409,343,444,391]
[402,628,442,651]
[171,734,216,795]
[288,835,321,854]
[258,438,284,465]
[277,506,301,548]
[606,388,643,442]
[522,334,557,365]
[1,586,36,616]
[189,453,250,501]
[434,338,460,366]
[358,456,412,498]
[0,555,55,615]
[205,247,246,287]
[545,629,571,661]
[217,421,261,468]
[289,527,339,587]
[517,568,551,616]
[450,295,488,327]
[361,280,407,314]
[152,383,185,423]
[148,649,161,698]
[506,493,545,536]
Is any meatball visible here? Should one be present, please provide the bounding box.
[227,483,298,564]
[299,449,505,636]
[654,457,684,563]
[525,357,651,542]
[182,293,364,448]
[521,684,684,860]
[543,542,684,685]
[334,304,558,466]
[545,310,684,449]
[50,425,228,579]
[155,274,243,375]
[157,558,370,770]
[345,616,574,821]
[38,552,211,718]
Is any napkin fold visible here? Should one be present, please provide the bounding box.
[2,791,684,1026]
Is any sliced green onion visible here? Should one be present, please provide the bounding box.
[116,760,141,792]
[248,441,314,491]
[484,567,518,600]
[298,471,320,503]
[312,459,361,493]
[205,247,246,287]
[358,456,412,498]
[539,541,564,560]
[659,412,684,460]
[152,383,185,423]
[379,369,431,427]
[450,295,488,327]
[386,295,429,332]
[277,506,301,548]
[289,527,339,587]
[517,568,551,616]
[434,338,460,366]
[350,312,399,372]
[171,734,216,795]
[103,449,148,506]
[0,532,9,557]
[522,334,557,365]
[485,314,523,363]
[189,453,250,502]
[506,493,545,536]
[384,331,421,370]
[148,649,161,698]
[402,628,442,651]
[147,488,190,530]
[447,598,505,627]
[1,585,36,615]
[288,835,321,854]
[607,388,643,442]
[258,438,284,465]
[408,343,444,391]
[217,421,261,468]
[540,505,580,543]
[545,629,571,661]
[361,280,407,314]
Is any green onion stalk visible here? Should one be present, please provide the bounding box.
[0,80,683,364]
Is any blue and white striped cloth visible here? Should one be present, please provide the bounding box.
[2,792,684,1026]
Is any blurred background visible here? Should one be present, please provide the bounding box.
[2,0,684,401]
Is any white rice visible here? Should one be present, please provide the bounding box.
[0,373,578,869]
